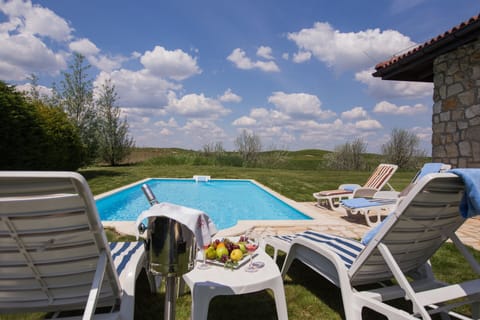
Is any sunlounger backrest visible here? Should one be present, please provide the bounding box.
[349,173,465,285]
[0,172,122,313]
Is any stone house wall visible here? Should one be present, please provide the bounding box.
[432,38,480,168]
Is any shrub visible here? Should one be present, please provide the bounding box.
[0,81,83,170]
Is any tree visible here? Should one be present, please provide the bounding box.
[56,52,98,165]
[0,80,83,170]
[96,79,134,166]
[35,101,84,170]
[325,138,367,170]
[234,130,262,165]
[382,128,427,169]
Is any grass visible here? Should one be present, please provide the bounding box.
[2,148,478,319]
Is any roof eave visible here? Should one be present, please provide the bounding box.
[373,19,480,82]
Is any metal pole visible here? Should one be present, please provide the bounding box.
[164,276,177,320]
[142,184,159,205]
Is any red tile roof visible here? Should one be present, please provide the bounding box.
[373,13,480,82]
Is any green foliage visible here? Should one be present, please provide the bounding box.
[56,53,98,165]
[0,81,43,169]
[96,79,134,166]
[0,81,82,170]
[214,154,243,167]
[34,102,84,170]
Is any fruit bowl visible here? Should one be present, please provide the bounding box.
[203,236,254,269]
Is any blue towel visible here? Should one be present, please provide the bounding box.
[341,184,360,192]
[341,198,382,208]
[360,212,397,245]
[449,169,480,218]
[416,163,444,181]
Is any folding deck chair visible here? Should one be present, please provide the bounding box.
[0,171,157,319]
[313,163,398,210]
[266,172,480,319]
[340,163,451,226]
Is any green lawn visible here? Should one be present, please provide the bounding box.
[2,158,478,320]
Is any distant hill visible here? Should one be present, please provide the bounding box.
[122,147,388,171]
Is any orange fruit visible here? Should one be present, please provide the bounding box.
[216,242,226,249]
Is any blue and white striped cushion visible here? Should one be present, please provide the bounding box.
[109,242,143,276]
[272,231,364,269]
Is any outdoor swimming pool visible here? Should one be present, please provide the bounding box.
[96,178,311,230]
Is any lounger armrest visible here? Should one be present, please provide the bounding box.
[352,188,377,198]
[83,250,108,320]
[372,191,400,199]
[281,237,351,289]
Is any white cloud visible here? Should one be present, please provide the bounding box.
[15,82,53,98]
[0,1,71,80]
[233,108,290,130]
[95,69,180,108]
[0,33,67,80]
[0,0,73,41]
[166,92,230,118]
[180,119,227,142]
[155,117,178,128]
[232,116,257,126]
[227,48,280,72]
[219,88,242,103]
[373,100,428,115]
[355,69,433,99]
[288,22,415,72]
[355,119,383,129]
[257,46,274,59]
[88,54,126,72]
[159,128,173,136]
[292,51,311,63]
[268,91,336,119]
[341,106,367,119]
[410,126,432,140]
[141,46,201,80]
[69,38,135,72]
[69,38,100,56]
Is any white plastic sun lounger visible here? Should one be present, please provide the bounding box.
[0,171,157,319]
[340,163,451,226]
[265,172,480,319]
[313,163,398,210]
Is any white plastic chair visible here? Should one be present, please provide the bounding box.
[0,171,157,319]
[313,164,398,210]
[266,172,480,319]
[340,163,451,226]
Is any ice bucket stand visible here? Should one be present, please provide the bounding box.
[139,184,196,320]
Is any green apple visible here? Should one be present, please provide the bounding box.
[216,246,229,259]
[206,247,217,260]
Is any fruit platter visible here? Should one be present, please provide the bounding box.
[202,236,257,269]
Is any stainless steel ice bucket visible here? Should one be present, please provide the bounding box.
[147,216,195,276]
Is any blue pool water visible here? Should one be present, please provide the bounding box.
[96,179,311,230]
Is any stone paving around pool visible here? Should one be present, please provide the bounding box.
[105,201,480,251]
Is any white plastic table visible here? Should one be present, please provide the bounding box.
[182,249,288,320]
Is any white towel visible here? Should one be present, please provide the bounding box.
[135,202,217,248]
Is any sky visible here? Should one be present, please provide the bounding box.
[0,1,478,154]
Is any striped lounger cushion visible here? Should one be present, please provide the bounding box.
[272,230,364,269]
[109,242,144,277]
